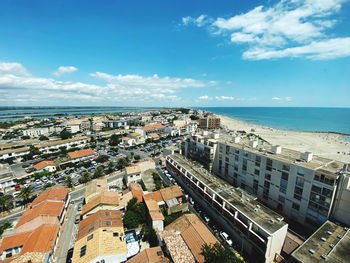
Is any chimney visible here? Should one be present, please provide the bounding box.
[249,140,258,148]
[301,152,313,162]
[272,145,282,154]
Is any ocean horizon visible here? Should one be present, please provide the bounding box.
[197,107,350,135]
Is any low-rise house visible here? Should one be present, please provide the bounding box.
[81,192,120,219]
[121,137,136,147]
[71,210,127,263]
[84,179,108,203]
[37,136,90,153]
[0,225,60,262]
[124,166,141,186]
[134,158,155,173]
[68,148,96,163]
[127,246,170,263]
[164,126,180,137]
[129,183,144,203]
[128,133,145,144]
[144,199,164,231]
[0,163,15,191]
[33,160,56,173]
[148,133,160,141]
[0,147,30,161]
[135,124,166,137]
[159,214,219,263]
[14,200,66,234]
[31,187,69,208]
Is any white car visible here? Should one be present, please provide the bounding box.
[12,191,20,198]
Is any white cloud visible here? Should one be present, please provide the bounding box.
[53,66,78,76]
[0,61,211,105]
[285,96,292,101]
[184,0,350,60]
[198,95,212,100]
[216,96,234,101]
[181,14,212,27]
[272,96,292,102]
[272,97,281,100]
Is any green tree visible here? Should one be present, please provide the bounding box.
[0,221,13,236]
[130,152,134,160]
[60,130,72,140]
[0,195,13,212]
[141,225,158,247]
[93,166,105,179]
[190,115,199,120]
[29,145,40,156]
[117,157,129,169]
[64,175,73,188]
[109,134,122,146]
[201,242,240,263]
[127,197,138,210]
[80,172,92,184]
[108,161,114,172]
[43,183,54,190]
[39,135,49,141]
[18,186,33,207]
[21,135,30,140]
[134,154,141,161]
[123,210,140,229]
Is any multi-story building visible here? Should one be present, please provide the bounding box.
[212,136,350,228]
[22,126,63,137]
[199,117,220,129]
[135,123,166,137]
[166,154,288,263]
[181,133,218,171]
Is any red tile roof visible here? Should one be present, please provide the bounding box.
[21,225,59,254]
[143,191,163,203]
[0,232,31,253]
[127,246,170,263]
[15,201,64,228]
[140,124,165,131]
[160,185,183,201]
[68,148,95,159]
[130,183,144,202]
[33,160,55,171]
[31,187,68,207]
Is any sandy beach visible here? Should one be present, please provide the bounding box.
[216,114,350,164]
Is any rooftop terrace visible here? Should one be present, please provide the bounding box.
[169,154,287,234]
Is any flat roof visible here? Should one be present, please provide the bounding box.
[169,154,287,234]
[292,221,350,263]
[219,136,344,174]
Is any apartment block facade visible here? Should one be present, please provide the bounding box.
[199,117,221,129]
[212,136,350,228]
[166,154,288,263]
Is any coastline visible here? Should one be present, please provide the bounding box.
[214,113,350,163]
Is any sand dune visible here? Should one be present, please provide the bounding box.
[217,114,350,163]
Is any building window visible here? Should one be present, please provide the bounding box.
[280,179,288,194]
[87,234,93,241]
[88,226,94,232]
[296,177,304,187]
[282,164,290,171]
[235,155,239,161]
[106,211,110,216]
[106,221,111,226]
[297,168,305,176]
[292,203,300,211]
[282,172,289,181]
[278,195,285,203]
[265,173,271,180]
[254,169,260,176]
[80,245,87,257]
[113,232,119,237]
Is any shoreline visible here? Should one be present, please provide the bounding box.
[213,113,350,163]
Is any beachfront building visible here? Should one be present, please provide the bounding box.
[198,117,221,129]
[166,154,288,263]
[212,136,350,228]
[22,126,63,137]
[71,210,127,263]
[291,220,350,262]
[181,132,218,171]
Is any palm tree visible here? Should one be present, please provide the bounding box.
[64,175,73,188]
[0,195,13,212]
[93,166,105,179]
[18,186,33,207]
[80,172,91,184]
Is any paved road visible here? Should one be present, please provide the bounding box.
[0,209,25,226]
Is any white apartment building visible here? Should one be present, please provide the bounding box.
[22,126,62,137]
[212,136,350,228]
[166,154,288,263]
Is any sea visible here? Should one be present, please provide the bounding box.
[197,107,350,135]
[0,107,165,122]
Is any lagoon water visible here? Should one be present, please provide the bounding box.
[198,107,350,135]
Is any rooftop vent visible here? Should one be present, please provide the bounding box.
[309,249,315,254]
[327,231,333,235]
[321,254,328,260]
[256,205,261,209]
[246,198,251,202]
[254,208,259,212]
[233,136,241,143]
[240,199,244,204]
[276,217,283,222]
[249,140,258,148]
[301,152,313,162]
[321,237,327,242]
[337,235,343,239]
[269,219,274,224]
[272,145,282,154]
[329,244,335,248]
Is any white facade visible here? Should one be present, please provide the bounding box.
[23,126,62,137]
[66,124,80,134]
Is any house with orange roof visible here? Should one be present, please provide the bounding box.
[33,160,56,173]
[144,199,164,231]
[148,133,160,140]
[67,148,96,163]
[129,183,144,203]
[133,158,155,173]
[121,137,136,147]
[135,123,166,137]
[128,132,145,144]
[84,179,108,203]
[126,246,170,263]
[30,187,69,208]
[14,200,65,234]
[81,192,120,219]
[159,213,219,263]
[0,225,60,263]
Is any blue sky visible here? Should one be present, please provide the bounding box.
[0,0,349,107]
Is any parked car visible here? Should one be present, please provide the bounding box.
[14,184,21,191]
[12,191,20,198]
[75,215,81,224]
[77,203,83,211]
